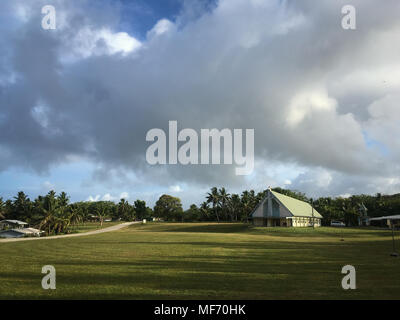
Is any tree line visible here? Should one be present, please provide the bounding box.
[138,187,400,226]
[1,187,399,233]
[0,191,153,235]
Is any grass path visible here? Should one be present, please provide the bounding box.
[0,221,138,243]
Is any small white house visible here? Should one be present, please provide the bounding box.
[0,220,43,238]
[0,219,28,230]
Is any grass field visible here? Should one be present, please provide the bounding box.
[0,222,399,299]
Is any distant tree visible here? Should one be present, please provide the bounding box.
[207,187,220,222]
[146,207,154,219]
[57,192,69,207]
[117,199,135,221]
[218,187,230,221]
[4,200,12,220]
[36,191,75,234]
[240,190,252,221]
[228,194,241,221]
[39,192,60,235]
[47,190,57,201]
[199,202,210,221]
[134,200,148,220]
[184,204,200,221]
[79,202,91,223]
[154,195,183,221]
[96,203,108,226]
[11,191,32,222]
[68,204,83,227]
[3,186,400,228]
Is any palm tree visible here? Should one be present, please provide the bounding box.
[39,190,72,235]
[228,194,241,221]
[39,196,58,235]
[199,202,210,221]
[248,190,257,210]
[53,209,71,234]
[57,192,69,207]
[218,187,230,221]
[241,191,252,222]
[97,204,108,226]
[12,191,31,221]
[78,202,90,225]
[47,190,57,200]
[207,187,220,222]
[68,204,83,228]
[118,198,129,221]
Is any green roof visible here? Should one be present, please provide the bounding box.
[271,190,322,218]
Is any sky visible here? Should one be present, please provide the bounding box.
[1,0,400,208]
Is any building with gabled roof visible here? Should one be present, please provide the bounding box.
[249,188,322,227]
[0,220,28,230]
[0,220,44,238]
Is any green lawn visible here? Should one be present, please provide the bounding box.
[0,222,399,299]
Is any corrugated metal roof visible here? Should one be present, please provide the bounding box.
[0,227,42,238]
[0,230,25,238]
[271,190,323,218]
[16,228,42,234]
[0,220,28,225]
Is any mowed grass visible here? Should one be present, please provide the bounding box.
[0,222,399,299]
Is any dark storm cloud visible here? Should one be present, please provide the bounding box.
[1,0,400,196]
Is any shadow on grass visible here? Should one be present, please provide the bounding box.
[0,244,388,300]
[130,223,394,239]
[1,237,398,299]
[132,223,251,234]
[1,223,398,300]
[0,250,346,300]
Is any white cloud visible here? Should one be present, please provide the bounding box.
[91,192,129,201]
[100,30,142,55]
[286,88,337,127]
[119,192,129,199]
[147,19,175,39]
[42,181,55,190]
[102,193,114,201]
[87,194,100,202]
[169,185,183,193]
[62,27,141,63]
